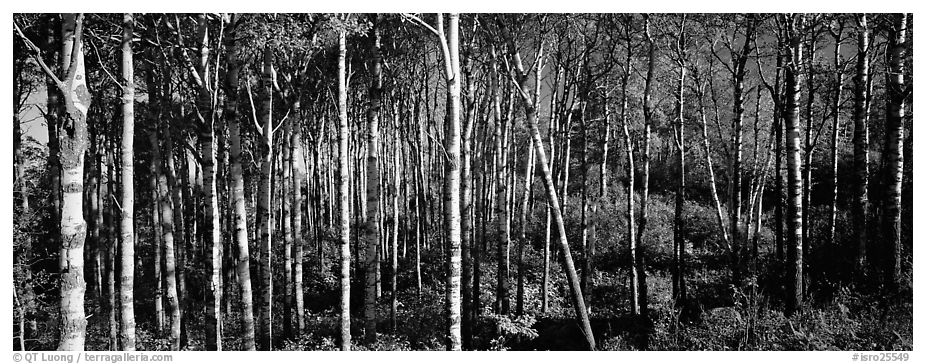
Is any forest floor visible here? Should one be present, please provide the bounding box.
[70,244,912,351]
[32,197,912,351]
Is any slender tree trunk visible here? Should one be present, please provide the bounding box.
[498,19,595,350]
[579,100,591,313]
[390,121,400,334]
[619,68,639,316]
[118,13,137,351]
[636,15,656,322]
[282,116,294,341]
[105,148,117,351]
[337,28,352,351]
[782,14,805,316]
[150,176,164,335]
[224,14,256,350]
[414,13,466,351]
[257,45,275,351]
[518,44,542,317]
[802,35,817,257]
[43,14,63,284]
[363,19,384,344]
[729,16,755,277]
[490,48,511,316]
[196,23,223,351]
[883,13,907,289]
[672,25,688,304]
[774,42,786,263]
[700,60,734,255]
[291,102,306,336]
[851,15,870,274]
[150,108,182,350]
[461,51,477,348]
[541,66,560,314]
[827,23,845,249]
[472,133,484,323]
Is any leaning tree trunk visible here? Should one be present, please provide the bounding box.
[541,66,560,314]
[498,18,595,350]
[883,13,907,289]
[518,44,542,317]
[337,28,352,352]
[782,14,805,316]
[118,13,137,351]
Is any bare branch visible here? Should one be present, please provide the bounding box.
[87,36,124,89]
[13,21,64,89]
[402,13,454,81]
[245,79,263,135]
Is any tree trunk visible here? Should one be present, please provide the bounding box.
[541,66,560,314]
[782,14,805,316]
[43,14,63,283]
[224,14,256,350]
[498,19,595,350]
[118,13,137,351]
[672,23,687,305]
[619,67,639,316]
[282,115,294,341]
[636,15,656,322]
[150,177,164,335]
[193,15,223,351]
[149,105,182,350]
[729,16,755,277]
[104,148,118,350]
[579,100,591,313]
[291,102,306,336]
[518,44,542,317]
[461,48,477,348]
[825,23,845,249]
[883,13,907,289]
[851,14,870,274]
[802,35,817,257]
[337,28,352,351]
[255,44,276,351]
[490,48,511,316]
[56,13,91,351]
[363,19,383,344]
[390,118,400,334]
[442,13,464,351]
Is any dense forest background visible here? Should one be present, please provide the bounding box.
[12,13,912,351]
